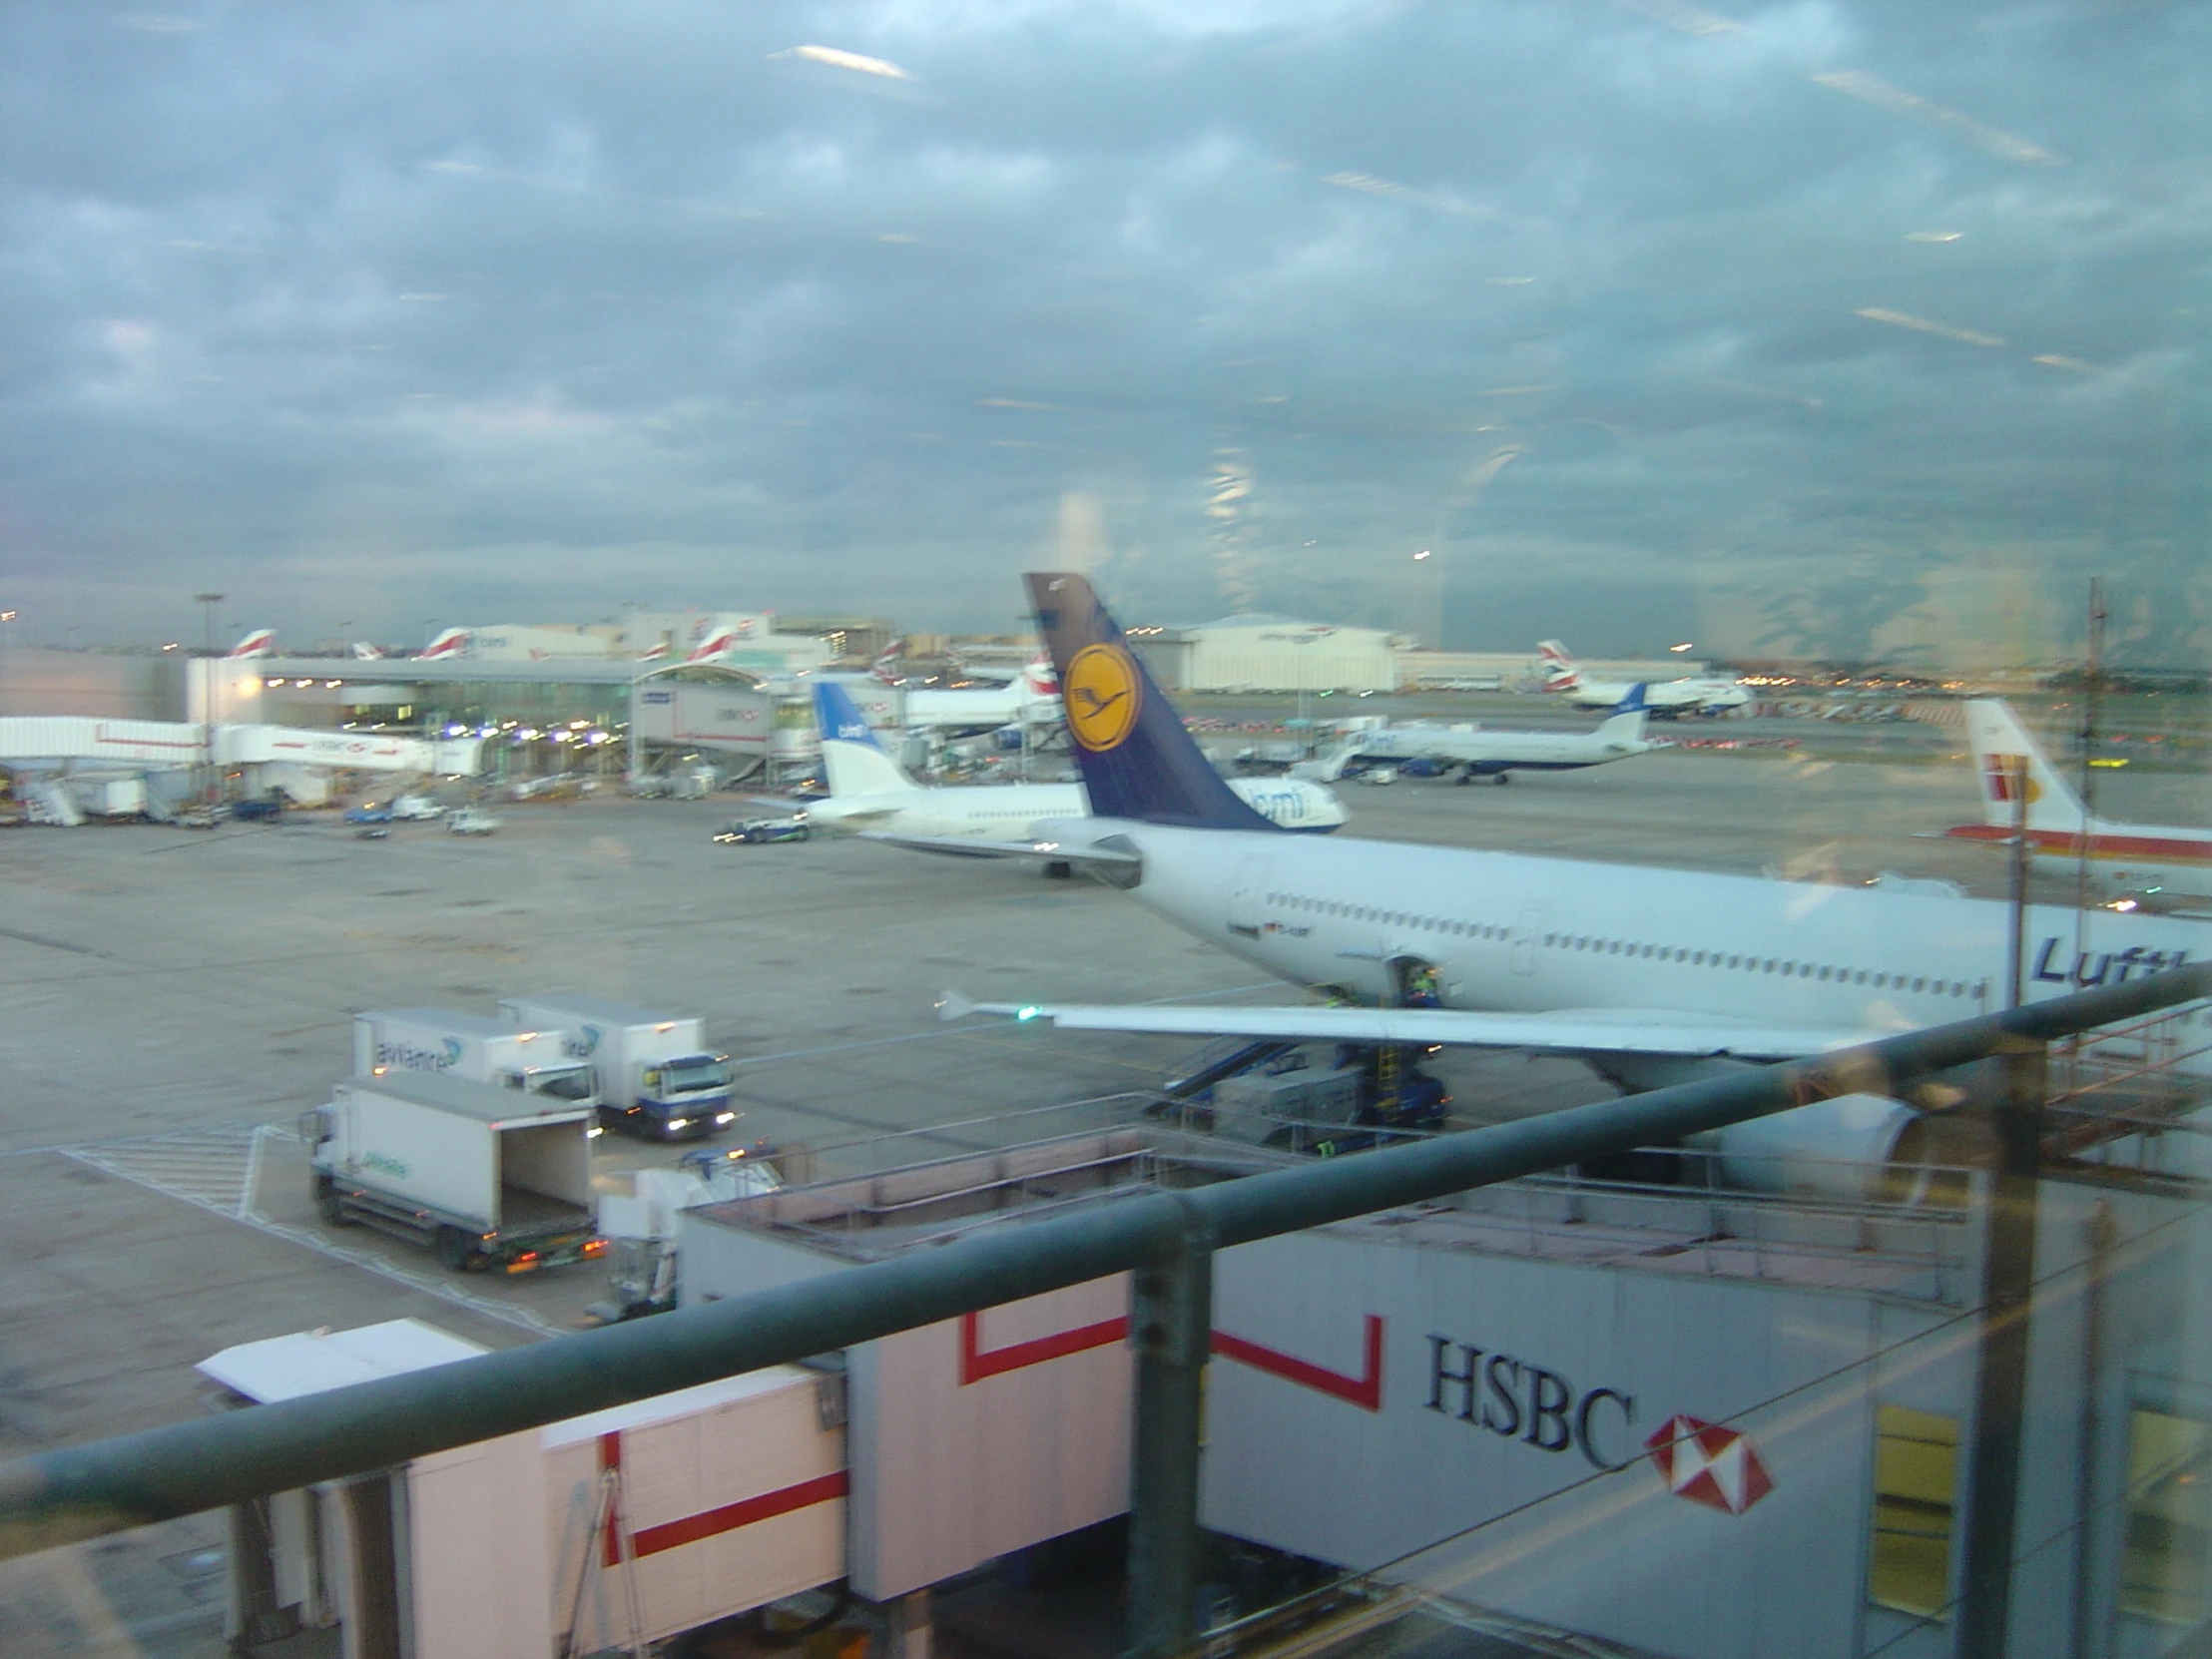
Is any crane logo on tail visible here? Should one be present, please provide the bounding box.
[1981,755,2041,805]
[1064,644,1141,751]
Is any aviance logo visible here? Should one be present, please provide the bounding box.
[562,1024,603,1061]
[377,1037,463,1072]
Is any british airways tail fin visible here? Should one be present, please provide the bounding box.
[1963,699,2089,832]
[1024,573,1280,831]
[814,679,915,795]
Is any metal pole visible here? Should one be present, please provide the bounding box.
[1957,1033,2049,1659]
[1125,1198,1213,1659]
[2007,756,2031,1008]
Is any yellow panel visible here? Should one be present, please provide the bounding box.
[1871,1405,1958,1622]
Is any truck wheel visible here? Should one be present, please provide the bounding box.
[433,1227,473,1273]
[314,1177,350,1228]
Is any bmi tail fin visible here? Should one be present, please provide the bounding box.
[814,680,916,795]
[1962,700,2088,831]
[1610,682,1648,716]
[1024,573,1279,831]
[1594,704,1649,744]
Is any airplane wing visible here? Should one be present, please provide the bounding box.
[863,831,1142,870]
[938,993,1884,1061]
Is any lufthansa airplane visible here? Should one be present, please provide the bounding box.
[911,575,2205,1110]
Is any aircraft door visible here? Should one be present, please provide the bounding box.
[1228,856,1272,937]
[1508,906,1545,977]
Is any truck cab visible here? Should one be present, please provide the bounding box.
[627,1052,737,1141]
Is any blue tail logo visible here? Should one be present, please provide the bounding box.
[1025,573,1280,832]
[813,680,882,748]
[1613,683,1648,715]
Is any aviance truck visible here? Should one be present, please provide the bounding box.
[305,1072,604,1273]
[497,995,736,1142]
[352,1009,599,1109]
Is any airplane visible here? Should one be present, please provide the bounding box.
[798,679,1347,840]
[350,642,386,661]
[225,629,276,659]
[416,628,471,660]
[1538,640,1748,717]
[1942,699,2212,914]
[869,639,905,683]
[901,655,1061,734]
[685,629,739,665]
[1289,687,1654,786]
[893,575,2206,1157]
[636,641,672,663]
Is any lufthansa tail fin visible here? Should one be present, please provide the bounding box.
[1963,699,2089,831]
[1024,573,1280,831]
[814,680,916,795]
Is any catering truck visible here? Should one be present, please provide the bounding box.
[497,995,736,1142]
[352,1009,599,1110]
[304,1072,603,1273]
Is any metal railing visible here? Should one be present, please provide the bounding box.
[0,964,2205,1657]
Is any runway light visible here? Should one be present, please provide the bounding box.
[1016,1005,1043,1021]
[1669,642,1694,653]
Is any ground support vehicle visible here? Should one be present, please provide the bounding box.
[446,807,500,834]
[714,815,811,843]
[497,996,736,1141]
[354,1008,600,1107]
[304,1072,603,1274]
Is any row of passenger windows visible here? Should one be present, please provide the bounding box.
[1266,891,1983,1000]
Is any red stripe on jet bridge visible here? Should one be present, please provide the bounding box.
[626,1471,849,1558]
[1942,825,2212,864]
[959,1310,1128,1382]
[598,1430,624,1567]
[1213,1316,1385,1412]
[956,1307,1387,1411]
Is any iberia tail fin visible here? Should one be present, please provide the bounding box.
[1962,699,2088,832]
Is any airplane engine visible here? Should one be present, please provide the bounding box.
[1695,1093,1922,1205]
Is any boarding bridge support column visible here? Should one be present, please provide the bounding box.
[1958,1035,2047,1659]
[1125,1207,1213,1659]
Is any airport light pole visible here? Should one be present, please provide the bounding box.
[194,593,226,802]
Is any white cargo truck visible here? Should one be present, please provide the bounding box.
[352,1008,599,1109]
[498,995,736,1142]
[304,1072,604,1273]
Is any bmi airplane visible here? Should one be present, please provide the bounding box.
[1290,687,1653,786]
[909,577,2205,1138]
[1944,699,2212,914]
[804,679,1346,840]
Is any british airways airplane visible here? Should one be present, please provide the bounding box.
[910,575,2204,1120]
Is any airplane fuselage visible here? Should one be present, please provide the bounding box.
[814,778,1345,839]
[1079,821,2204,1062]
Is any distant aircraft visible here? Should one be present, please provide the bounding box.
[350,641,386,661]
[901,654,1061,734]
[799,680,1345,839]
[416,628,470,660]
[901,575,2206,1131]
[635,641,672,663]
[1944,699,2212,913]
[1538,640,1747,717]
[869,639,905,684]
[225,629,276,659]
[1291,688,1654,785]
[685,629,739,665]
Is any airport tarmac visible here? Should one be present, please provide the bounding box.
[0,734,2197,1648]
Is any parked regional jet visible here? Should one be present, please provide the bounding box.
[901,656,1061,734]
[1290,688,1653,785]
[1943,700,2212,913]
[225,629,276,659]
[899,577,2204,1152]
[802,680,1345,839]
[1538,641,1747,717]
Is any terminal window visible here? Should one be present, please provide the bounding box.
[1870,1404,1958,1620]
[2122,1407,2212,1625]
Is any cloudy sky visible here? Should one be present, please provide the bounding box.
[3,0,2206,664]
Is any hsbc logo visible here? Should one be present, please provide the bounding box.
[1645,1415,1773,1514]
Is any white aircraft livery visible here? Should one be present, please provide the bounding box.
[1291,688,1653,785]
[1538,640,1747,717]
[912,575,2204,1116]
[1945,699,2212,912]
[807,679,1346,838]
